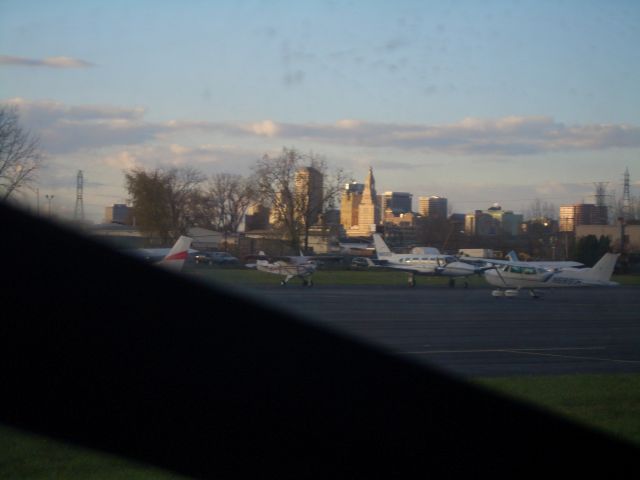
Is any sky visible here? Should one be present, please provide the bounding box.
[1,0,639,223]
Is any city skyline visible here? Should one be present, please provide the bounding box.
[1,1,639,222]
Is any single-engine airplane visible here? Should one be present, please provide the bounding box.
[372,234,479,287]
[249,251,317,286]
[483,252,619,298]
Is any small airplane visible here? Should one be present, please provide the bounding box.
[248,251,317,286]
[156,236,193,273]
[459,250,585,270]
[372,234,479,287]
[483,252,619,298]
[505,250,585,269]
[125,236,194,273]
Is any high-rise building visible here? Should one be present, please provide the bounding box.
[559,203,608,232]
[269,166,324,227]
[295,166,324,225]
[419,196,448,219]
[380,191,412,216]
[340,182,364,230]
[464,204,523,236]
[344,167,380,237]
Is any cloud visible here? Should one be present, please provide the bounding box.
[99,143,263,175]
[4,98,159,154]
[226,116,640,155]
[0,55,94,68]
[5,98,640,158]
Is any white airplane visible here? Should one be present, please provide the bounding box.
[250,251,317,286]
[156,235,193,273]
[460,250,585,270]
[505,250,585,269]
[372,233,479,287]
[483,252,619,298]
[125,236,193,273]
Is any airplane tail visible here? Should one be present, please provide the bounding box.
[256,251,269,267]
[506,250,519,262]
[582,252,619,282]
[157,236,193,273]
[372,234,392,258]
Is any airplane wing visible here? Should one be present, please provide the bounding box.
[379,263,438,275]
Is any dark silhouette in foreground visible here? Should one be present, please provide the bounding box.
[1,202,638,478]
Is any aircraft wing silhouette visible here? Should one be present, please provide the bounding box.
[0,202,637,478]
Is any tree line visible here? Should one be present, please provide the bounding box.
[125,147,346,251]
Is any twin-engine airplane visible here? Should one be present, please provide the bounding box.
[482,252,619,298]
[249,251,317,286]
[372,234,479,287]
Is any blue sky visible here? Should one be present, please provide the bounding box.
[2,0,639,222]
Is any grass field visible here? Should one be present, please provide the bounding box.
[476,373,640,447]
[0,424,189,479]
[184,264,640,288]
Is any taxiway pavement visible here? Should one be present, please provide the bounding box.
[247,285,640,378]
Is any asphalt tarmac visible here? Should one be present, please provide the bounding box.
[246,285,640,378]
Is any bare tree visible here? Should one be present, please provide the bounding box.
[253,147,346,252]
[125,167,205,244]
[0,105,43,201]
[204,173,257,233]
[525,198,557,221]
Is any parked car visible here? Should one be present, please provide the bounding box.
[194,251,239,266]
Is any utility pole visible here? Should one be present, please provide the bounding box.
[45,194,54,217]
[74,170,85,222]
[622,167,631,221]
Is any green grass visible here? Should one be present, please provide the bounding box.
[475,373,640,446]
[0,424,190,479]
[613,274,640,285]
[184,264,489,288]
[185,265,640,288]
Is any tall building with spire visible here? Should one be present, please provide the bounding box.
[344,167,380,237]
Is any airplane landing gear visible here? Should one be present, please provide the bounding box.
[448,278,455,288]
[529,289,541,299]
[280,280,287,286]
[408,274,416,288]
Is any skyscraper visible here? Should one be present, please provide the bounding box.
[419,196,448,219]
[559,203,608,232]
[380,191,412,216]
[295,166,324,225]
[344,167,380,237]
[340,181,364,230]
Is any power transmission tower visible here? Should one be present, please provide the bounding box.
[622,167,631,220]
[593,182,609,207]
[74,170,85,222]
[592,181,611,224]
